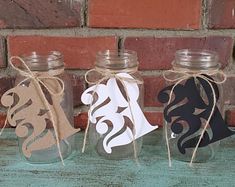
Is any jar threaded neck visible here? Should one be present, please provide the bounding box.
[21,51,64,71]
[95,50,138,70]
[173,49,220,70]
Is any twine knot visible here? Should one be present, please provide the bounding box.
[163,67,227,167]
[1,56,66,165]
[82,67,142,164]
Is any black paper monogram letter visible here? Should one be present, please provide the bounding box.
[158,76,235,154]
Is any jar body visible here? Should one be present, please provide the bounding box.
[164,79,222,162]
[164,49,223,162]
[15,52,75,164]
[88,50,143,160]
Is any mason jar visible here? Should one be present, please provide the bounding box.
[163,49,223,163]
[14,51,76,164]
[87,50,144,160]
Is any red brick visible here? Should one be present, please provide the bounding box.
[0,113,10,128]
[0,0,81,28]
[8,36,117,69]
[226,110,235,127]
[68,73,86,107]
[0,38,5,68]
[74,112,88,130]
[0,77,15,107]
[223,75,235,105]
[89,0,201,29]
[144,111,163,127]
[124,36,233,70]
[144,76,165,107]
[208,0,235,29]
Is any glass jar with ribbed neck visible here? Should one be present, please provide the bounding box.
[20,51,64,71]
[161,49,225,163]
[14,51,76,164]
[87,50,145,160]
[173,49,220,71]
[96,50,138,70]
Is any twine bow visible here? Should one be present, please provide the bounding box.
[82,67,143,163]
[0,56,65,165]
[163,68,227,167]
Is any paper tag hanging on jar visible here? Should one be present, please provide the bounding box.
[158,69,235,165]
[81,72,158,154]
[1,57,79,163]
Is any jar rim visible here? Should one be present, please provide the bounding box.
[21,51,63,61]
[95,49,138,70]
[20,51,64,71]
[174,49,220,70]
[96,50,137,62]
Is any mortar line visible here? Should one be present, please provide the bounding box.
[117,36,123,51]
[1,68,235,78]
[224,105,235,110]
[201,0,209,30]
[2,28,235,37]
[82,0,88,27]
[143,107,163,112]
[2,37,8,68]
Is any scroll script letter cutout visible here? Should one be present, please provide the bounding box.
[1,79,79,158]
[81,73,158,154]
[158,76,235,154]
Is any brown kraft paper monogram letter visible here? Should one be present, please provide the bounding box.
[1,61,79,159]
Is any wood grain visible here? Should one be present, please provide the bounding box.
[0,129,234,187]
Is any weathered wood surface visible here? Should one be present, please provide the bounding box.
[0,129,234,187]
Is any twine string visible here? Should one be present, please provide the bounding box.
[1,56,65,165]
[163,68,227,167]
[81,75,107,153]
[164,124,172,167]
[82,67,142,163]
[0,108,9,136]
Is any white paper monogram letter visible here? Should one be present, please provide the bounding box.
[81,73,158,154]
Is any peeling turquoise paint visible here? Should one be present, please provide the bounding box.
[0,129,234,187]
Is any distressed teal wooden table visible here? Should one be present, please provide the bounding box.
[0,129,234,187]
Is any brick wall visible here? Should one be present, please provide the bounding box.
[0,0,235,129]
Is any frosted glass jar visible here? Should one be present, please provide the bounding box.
[87,50,144,160]
[15,51,75,164]
[163,49,223,162]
